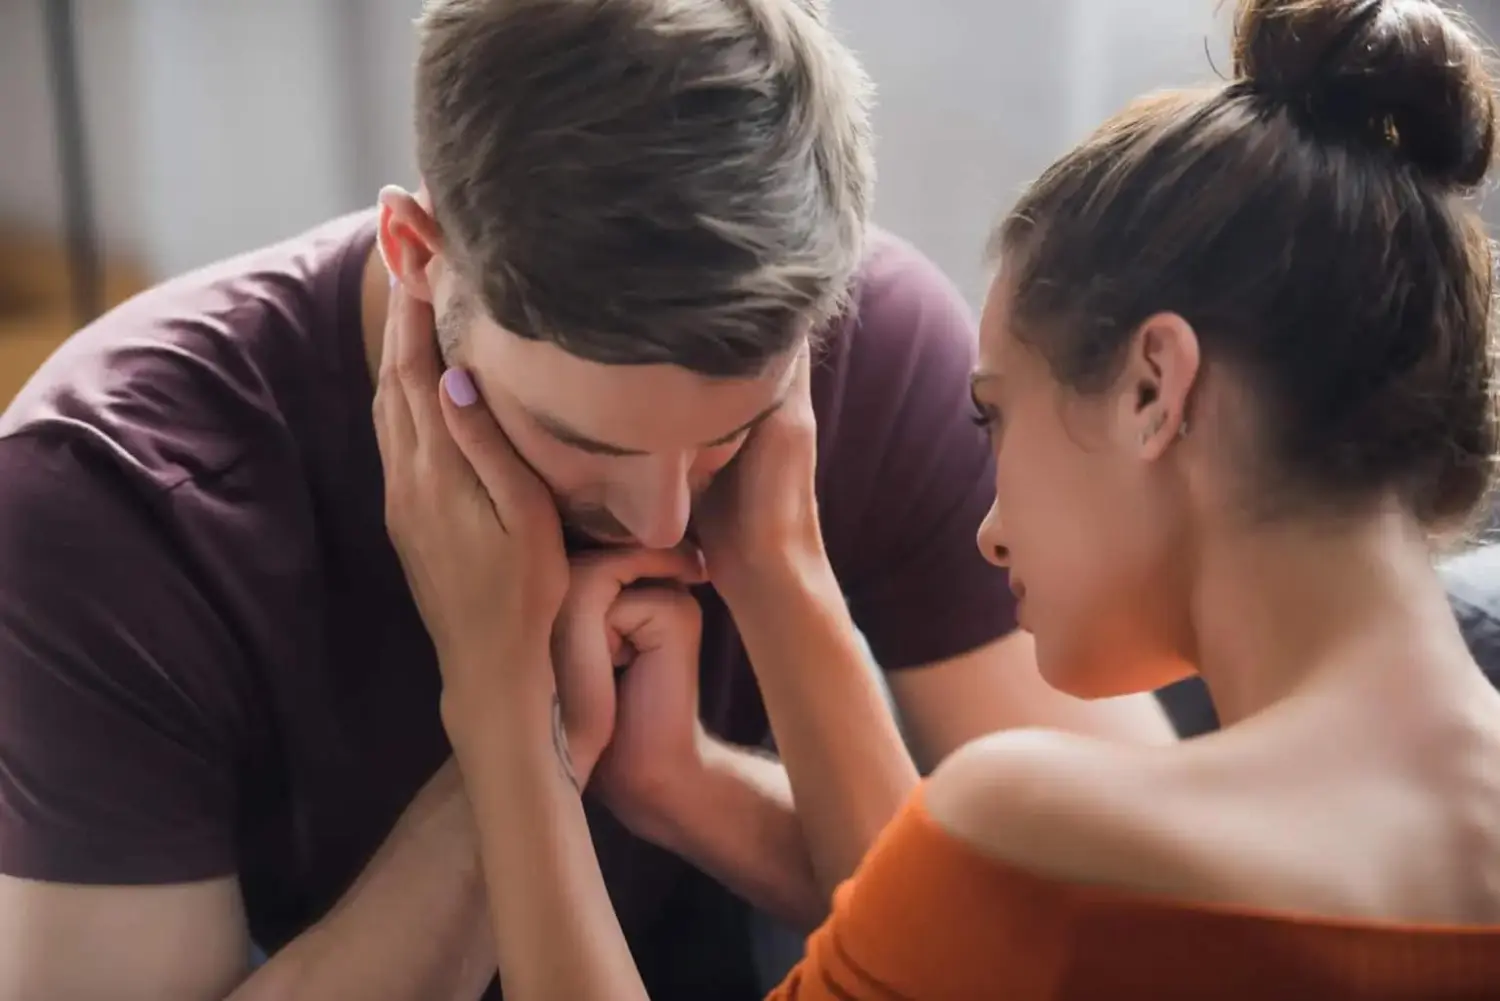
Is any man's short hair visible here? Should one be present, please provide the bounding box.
[414,0,875,377]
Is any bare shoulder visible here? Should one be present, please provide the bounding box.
[924,728,1212,897]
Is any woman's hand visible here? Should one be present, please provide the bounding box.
[374,284,568,722]
[696,343,826,596]
[374,287,648,1001]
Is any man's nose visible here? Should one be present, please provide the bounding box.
[613,455,693,550]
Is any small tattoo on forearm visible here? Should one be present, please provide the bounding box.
[551,692,580,792]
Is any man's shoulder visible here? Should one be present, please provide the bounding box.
[810,228,980,461]
[813,228,977,416]
[1,212,377,492]
[845,227,976,346]
[802,228,1009,665]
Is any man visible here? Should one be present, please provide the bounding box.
[0,2,1171,999]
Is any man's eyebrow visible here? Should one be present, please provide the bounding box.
[529,399,786,457]
[704,400,784,446]
[531,413,642,456]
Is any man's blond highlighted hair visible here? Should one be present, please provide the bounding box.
[415,0,875,376]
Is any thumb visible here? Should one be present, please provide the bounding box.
[608,586,703,660]
[574,545,708,590]
[556,546,704,666]
[438,367,543,514]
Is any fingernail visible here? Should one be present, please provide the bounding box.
[442,368,478,408]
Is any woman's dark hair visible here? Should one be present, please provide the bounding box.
[996,0,1499,528]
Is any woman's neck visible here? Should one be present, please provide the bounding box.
[1188,505,1473,727]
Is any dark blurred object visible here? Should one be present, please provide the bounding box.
[42,0,103,327]
[1157,676,1218,739]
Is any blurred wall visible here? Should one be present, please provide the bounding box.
[0,1,368,283]
[1,0,1496,304]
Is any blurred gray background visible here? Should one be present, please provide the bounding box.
[2,0,1497,308]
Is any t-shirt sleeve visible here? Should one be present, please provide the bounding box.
[823,235,1018,671]
[0,433,245,884]
[765,788,1072,1001]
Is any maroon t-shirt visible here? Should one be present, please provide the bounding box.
[0,214,1014,986]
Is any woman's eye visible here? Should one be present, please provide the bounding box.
[969,405,1001,437]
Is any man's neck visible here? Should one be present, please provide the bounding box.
[358,245,392,384]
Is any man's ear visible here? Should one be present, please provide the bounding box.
[377,186,442,303]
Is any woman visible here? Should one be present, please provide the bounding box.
[380,0,1500,996]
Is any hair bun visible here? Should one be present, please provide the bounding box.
[1232,0,1497,190]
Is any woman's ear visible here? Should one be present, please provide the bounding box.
[1117,311,1200,458]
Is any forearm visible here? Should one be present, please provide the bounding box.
[623,735,825,929]
[719,557,919,894]
[228,760,494,1001]
[446,683,647,1001]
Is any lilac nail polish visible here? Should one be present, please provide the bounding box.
[442,368,479,408]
